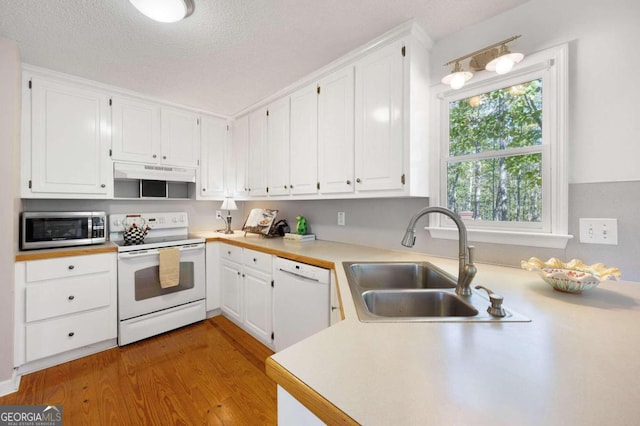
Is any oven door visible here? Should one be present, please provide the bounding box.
[117,243,205,321]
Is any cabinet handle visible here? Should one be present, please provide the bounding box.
[356,178,361,183]
[68,295,75,301]
[68,265,75,270]
[237,271,241,276]
[242,273,245,278]
[331,305,339,311]
[68,332,75,337]
[346,180,351,185]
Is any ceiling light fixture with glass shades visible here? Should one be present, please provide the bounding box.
[441,35,524,90]
[128,0,195,23]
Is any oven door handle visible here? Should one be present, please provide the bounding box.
[118,243,205,259]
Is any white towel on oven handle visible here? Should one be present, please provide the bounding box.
[159,247,180,288]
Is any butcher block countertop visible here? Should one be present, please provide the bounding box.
[197,231,640,425]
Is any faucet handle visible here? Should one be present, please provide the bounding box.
[467,245,475,264]
[474,285,506,317]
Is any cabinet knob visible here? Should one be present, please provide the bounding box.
[68,295,75,301]
[290,185,293,189]
[68,332,75,337]
[356,178,361,183]
[346,180,351,185]
[242,273,245,278]
[253,258,257,262]
[163,155,167,160]
[68,265,75,270]
[101,184,106,188]
[284,185,287,189]
[153,154,157,159]
[237,271,241,276]
[202,188,206,192]
[227,251,231,255]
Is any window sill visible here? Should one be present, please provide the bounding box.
[425,227,573,249]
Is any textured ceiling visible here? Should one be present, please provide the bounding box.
[0,0,528,116]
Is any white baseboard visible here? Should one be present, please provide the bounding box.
[15,339,117,376]
[0,370,21,397]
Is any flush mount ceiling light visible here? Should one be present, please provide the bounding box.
[441,35,524,89]
[129,0,195,23]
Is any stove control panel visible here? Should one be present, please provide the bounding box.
[109,212,189,233]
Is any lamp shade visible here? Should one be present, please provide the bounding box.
[129,0,195,23]
[220,198,237,211]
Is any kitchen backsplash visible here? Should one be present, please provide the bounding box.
[23,180,640,282]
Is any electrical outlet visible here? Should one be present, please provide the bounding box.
[337,211,346,226]
[579,218,618,245]
[216,210,223,220]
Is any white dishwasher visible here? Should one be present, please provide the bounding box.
[273,257,330,352]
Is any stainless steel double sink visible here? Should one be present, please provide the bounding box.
[343,262,529,322]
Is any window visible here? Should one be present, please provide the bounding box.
[430,44,570,248]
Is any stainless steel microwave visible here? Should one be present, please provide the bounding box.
[20,211,107,250]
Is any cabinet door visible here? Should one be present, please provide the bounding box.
[289,83,319,195]
[29,77,111,196]
[199,116,228,199]
[318,66,355,194]
[354,40,405,192]
[243,267,273,345]
[220,260,243,324]
[247,109,268,196]
[267,97,291,196]
[205,242,221,312]
[161,107,201,167]
[111,96,161,164]
[230,115,249,196]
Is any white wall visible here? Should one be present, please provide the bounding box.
[0,37,21,387]
[428,0,640,184]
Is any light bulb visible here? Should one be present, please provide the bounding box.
[450,73,467,90]
[495,57,515,74]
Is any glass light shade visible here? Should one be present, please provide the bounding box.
[486,52,524,75]
[441,71,473,90]
[220,198,237,211]
[129,0,194,23]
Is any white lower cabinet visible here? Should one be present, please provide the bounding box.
[14,252,118,367]
[205,242,221,313]
[219,244,274,348]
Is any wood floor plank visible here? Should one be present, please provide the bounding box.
[0,315,278,425]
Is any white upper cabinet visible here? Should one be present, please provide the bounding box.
[289,83,319,196]
[111,96,161,164]
[230,115,249,196]
[354,40,405,192]
[267,97,291,196]
[24,75,112,198]
[318,66,355,194]
[198,115,228,199]
[247,108,268,196]
[112,97,200,168]
[161,107,201,168]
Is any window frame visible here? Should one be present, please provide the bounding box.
[428,44,571,248]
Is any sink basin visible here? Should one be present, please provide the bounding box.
[346,262,456,289]
[363,290,478,317]
[342,261,530,323]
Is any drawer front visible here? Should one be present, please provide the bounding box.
[25,307,116,362]
[220,243,242,264]
[25,253,113,282]
[243,248,272,273]
[26,273,112,322]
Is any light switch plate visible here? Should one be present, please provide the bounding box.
[337,212,346,226]
[216,210,222,219]
[579,218,618,245]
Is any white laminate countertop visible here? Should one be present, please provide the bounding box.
[198,231,640,425]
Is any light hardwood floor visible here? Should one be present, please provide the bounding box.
[0,316,278,425]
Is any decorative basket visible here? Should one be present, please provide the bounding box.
[123,216,149,245]
[521,257,621,294]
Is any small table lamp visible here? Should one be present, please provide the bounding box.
[219,197,237,234]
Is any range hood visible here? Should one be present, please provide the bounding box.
[114,162,196,183]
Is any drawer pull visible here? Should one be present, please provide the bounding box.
[68,295,75,301]
[227,251,231,255]
[253,258,257,262]
[68,332,75,337]
[68,265,75,270]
